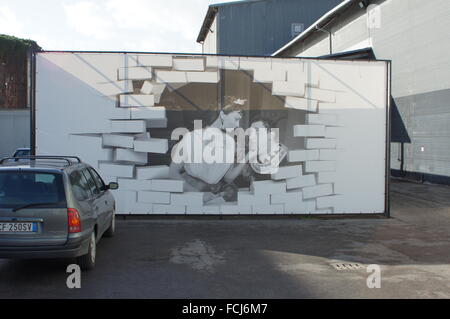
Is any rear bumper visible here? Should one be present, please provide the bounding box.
[0,236,90,259]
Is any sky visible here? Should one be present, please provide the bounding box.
[0,0,235,53]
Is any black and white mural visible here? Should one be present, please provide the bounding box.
[36,52,389,215]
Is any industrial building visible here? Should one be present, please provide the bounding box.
[197,0,342,56]
[271,0,450,184]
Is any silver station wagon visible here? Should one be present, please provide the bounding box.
[0,156,118,270]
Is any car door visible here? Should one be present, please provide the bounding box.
[80,169,104,238]
[87,167,112,234]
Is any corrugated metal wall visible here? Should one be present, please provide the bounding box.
[216,0,342,56]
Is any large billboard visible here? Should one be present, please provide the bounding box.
[35,52,390,215]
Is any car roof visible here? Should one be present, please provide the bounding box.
[0,156,87,173]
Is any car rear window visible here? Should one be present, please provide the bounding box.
[0,171,66,209]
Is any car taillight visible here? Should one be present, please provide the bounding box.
[67,208,81,233]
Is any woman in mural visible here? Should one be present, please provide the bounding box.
[169,96,247,202]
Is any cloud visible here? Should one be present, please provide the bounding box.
[63,1,114,39]
[2,0,236,52]
[0,5,24,35]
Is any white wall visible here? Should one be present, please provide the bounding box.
[202,16,217,54]
[36,52,388,215]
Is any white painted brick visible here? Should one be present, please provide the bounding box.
[118,67,152,80]
[130,106,166,119]
[286,66,306,83]
[304,87,336,102]
[165,205,186,214]
[271,165,302,180]
[117,178,152,191]
[206,56,218,68]
[293,125,326,137]
[171,192,203,206]
[325,127,341,138]
[250,180,286,195]
[108,107,131,120]
[110,120,146,133]
[286,175,316,190]
[150,179,184,192]
[302,62,320,87]
[99,163,134,178]
[307,114,339,126]
[318,172,337,184]
[173,58,204,71]
[186,72,219,83]
[111,190,136,214]
[100,80,134,96]
[287,150,319,162]
[239,58,267,70]
[186,206,204,215]
[120,95,155,107]
[103,134,134,148]
[152,204,185,214]
[272,81,305,97]
[310,209,332,215]
[131,55,173,68]
[285,199,316,214]
[146,118,168,128]
[253,68,286,82]
[253,204,284,215]
[136,165,169,180]
[218,57,240,70]
[305,161,336,172]
[285,96,318,112]
[155,71,187,83]
[306,138,337,149]
[220,204,252,214]
[134,132,151,139]
[130,203,152,214]
[115,148,147,164]
[203,205,221,214]
[237,191,270,206]
[319,150,337,160]
[140,81,166,95]
[317,195,343,209]
[302,184,333,199]
[271,191,302,205]
[134,138,168,154]
[138,191,170,204]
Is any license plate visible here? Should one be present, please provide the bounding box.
[0,222,37,233]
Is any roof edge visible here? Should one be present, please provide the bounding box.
[197,5,219,43]
[272,0,358,56]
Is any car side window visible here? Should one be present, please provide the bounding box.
[69,170,90,201]
[89,168,106,192]
[81,169,100,196]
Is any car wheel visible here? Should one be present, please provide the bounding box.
[104,212,115,238]
[77,231,96,270]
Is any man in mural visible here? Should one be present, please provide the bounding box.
[169,96,247,202]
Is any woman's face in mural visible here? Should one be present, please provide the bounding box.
[220,110,242,129]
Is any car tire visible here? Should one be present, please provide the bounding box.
[77,231,96,271]
[103,213,115,238]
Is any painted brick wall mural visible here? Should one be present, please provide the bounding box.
[36,52,389,215]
